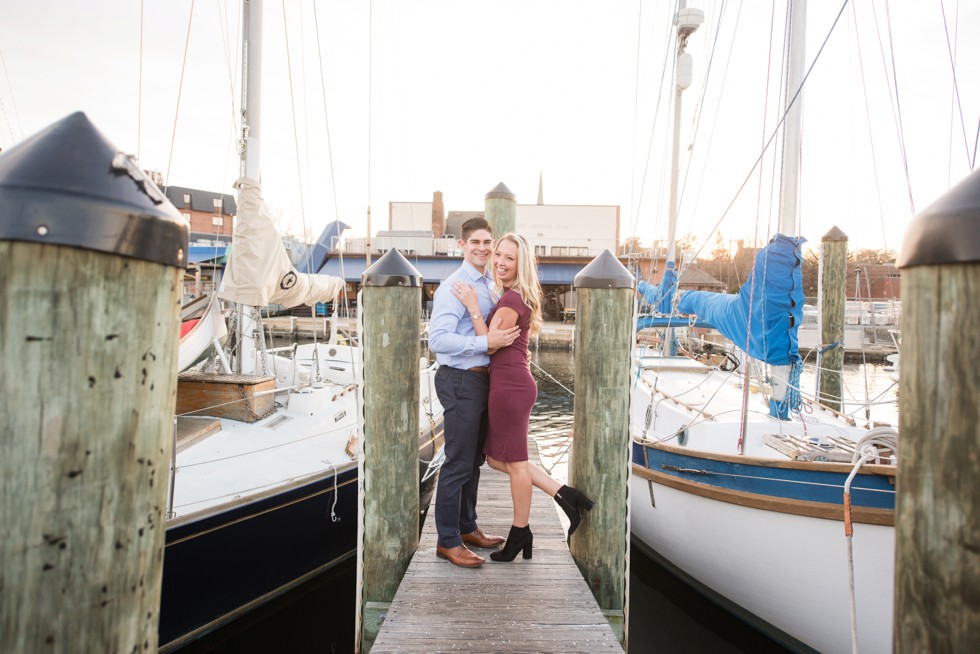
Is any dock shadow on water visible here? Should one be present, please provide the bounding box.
[176,347,791,654]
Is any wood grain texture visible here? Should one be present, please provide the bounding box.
[819,235,847,411]
[371,441,623,653]
[359,285,422,650]
[895,264,980,652]
[485,196,516,238]
[569,287,633,626]
[0,241,182,653]
[175,372,275,422]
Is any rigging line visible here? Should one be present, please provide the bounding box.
[946,0,960,183]
[739,0,779,451]
[684,0,850,269]
[282,0,309,248]
[882,1,916,214]
[939,0,972,170]
[849,3,891,254]
[217,0,244,194]
[677,0,733,226]
[138,0,144,162]
[628,0,644,234]
[0,44,24,142]
[530,360,574,398]
[165,0,197,187]
[630,1,677,236]
[312,1,343,244]
[298,1,313,246]
[973,115,980,170]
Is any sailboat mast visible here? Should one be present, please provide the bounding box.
[240,0,263,181]
[777,0,807,237]
[665,2,703,265]
[235,0,263,374]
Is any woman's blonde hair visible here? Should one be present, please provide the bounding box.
[493,233,543,336]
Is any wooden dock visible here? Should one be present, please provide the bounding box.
[370,441,622,653]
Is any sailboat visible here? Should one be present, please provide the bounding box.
[629,3,898,653]
[159,1,444,649]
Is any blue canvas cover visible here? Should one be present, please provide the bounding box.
[677,234,805,366]
[637,261,678,314]
[299,220,350,274]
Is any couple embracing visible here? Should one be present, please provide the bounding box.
[428,217,594,568]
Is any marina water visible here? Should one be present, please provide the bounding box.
[178,347,894,653]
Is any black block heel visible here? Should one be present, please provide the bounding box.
[490,525,533,562]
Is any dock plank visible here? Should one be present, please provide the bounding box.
[371,441,622,653]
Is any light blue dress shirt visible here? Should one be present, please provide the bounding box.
[429,261,495,369]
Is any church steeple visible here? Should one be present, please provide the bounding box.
[537,170,544,205]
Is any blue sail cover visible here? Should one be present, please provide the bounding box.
[637,261,677,314]
[677,234,806,366]
[299,220,350,274]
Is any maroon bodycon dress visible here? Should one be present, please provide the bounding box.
[483,288,537,463]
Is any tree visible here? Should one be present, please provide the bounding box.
[850,248,897,264]
[619,235,643,256]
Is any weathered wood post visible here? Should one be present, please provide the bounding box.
[485,181,516,236]
[818,226,847,411]
[894,168,980,652]
[0,112,187,652]
[569,250,635,646]
[356,248,423,653]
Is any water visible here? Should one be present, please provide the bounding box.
[178,349,897,653]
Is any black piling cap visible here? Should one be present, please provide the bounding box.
[485,182,516,201]
[0,111,188,268]
[362,248,422,287]
[898,167,980,268]
[573,249,635,289]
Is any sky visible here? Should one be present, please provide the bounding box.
[1,0,977,257]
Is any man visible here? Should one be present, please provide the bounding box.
[428,217,519,567]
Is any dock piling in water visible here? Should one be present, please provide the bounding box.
[357,249,423,653]
[0,112,187,652]
[895,168,980,651]
[569,250,636,644]
[818,226,847,411]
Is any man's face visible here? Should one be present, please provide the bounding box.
[460,229,494,271]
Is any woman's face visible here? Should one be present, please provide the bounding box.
[494,239,519,287]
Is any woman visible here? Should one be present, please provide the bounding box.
[452,233,593,562]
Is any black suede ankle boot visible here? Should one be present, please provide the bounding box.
[554,485,595,541]
[490,525,533,562]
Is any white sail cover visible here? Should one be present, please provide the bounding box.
[218,177,345,308]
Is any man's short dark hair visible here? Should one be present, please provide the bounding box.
[461,217,492,241]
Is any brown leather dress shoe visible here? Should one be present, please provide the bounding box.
[461,528,505,549]
[436,545,485,568]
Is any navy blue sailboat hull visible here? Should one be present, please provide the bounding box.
[159,429,442,651]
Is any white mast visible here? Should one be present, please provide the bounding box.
[240,0,263,182]
[665,2,704,265]
[778,0,806,237]
[237,0,263,373]
[769,0,807,420]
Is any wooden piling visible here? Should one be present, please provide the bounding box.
[485,181,517,236]
[569,250,635,645]
[894,168,980,652]
[0,112,188,653]
[818,226,847,411]
[357,248,423,653]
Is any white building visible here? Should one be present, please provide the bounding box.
[388,197,619,258]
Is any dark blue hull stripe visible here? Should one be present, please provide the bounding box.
[633,442,895,511]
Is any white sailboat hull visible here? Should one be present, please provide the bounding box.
[630,473,894,654]
[628,356,896,654]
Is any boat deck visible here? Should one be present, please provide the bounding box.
[370,441,622,653]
